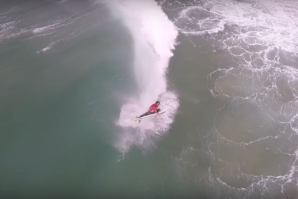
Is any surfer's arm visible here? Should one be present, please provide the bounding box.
[148,107,155,112]
[150,108,155,112]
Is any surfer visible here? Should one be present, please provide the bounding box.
[134,101,163,124]
[148,101,160,113]
[137,101,161,119]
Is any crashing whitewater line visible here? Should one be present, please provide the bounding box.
[106,0,179,153]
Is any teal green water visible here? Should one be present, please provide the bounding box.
[0,1,135,197]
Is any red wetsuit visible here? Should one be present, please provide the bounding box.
[148,104,158,112]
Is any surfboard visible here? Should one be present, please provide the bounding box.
[139,110,166,119]
[134,110,166,123]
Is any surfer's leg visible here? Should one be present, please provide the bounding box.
[138,112,150,118]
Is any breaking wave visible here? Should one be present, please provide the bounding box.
[107,0,179,153]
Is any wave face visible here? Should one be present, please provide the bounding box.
[160,0,298,198]
[105,0,179,153]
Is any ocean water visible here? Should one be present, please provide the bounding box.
[1,0,298,198]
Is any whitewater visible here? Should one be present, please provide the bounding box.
[158,0,298,198]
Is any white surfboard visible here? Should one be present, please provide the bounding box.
[134,110,167,123]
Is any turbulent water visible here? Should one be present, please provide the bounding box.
[159,0,298,198]
[1,0,298,198]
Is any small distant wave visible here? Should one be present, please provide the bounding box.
[32,23,59,34]
[41,46,51,52]
[37,44,53,53]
